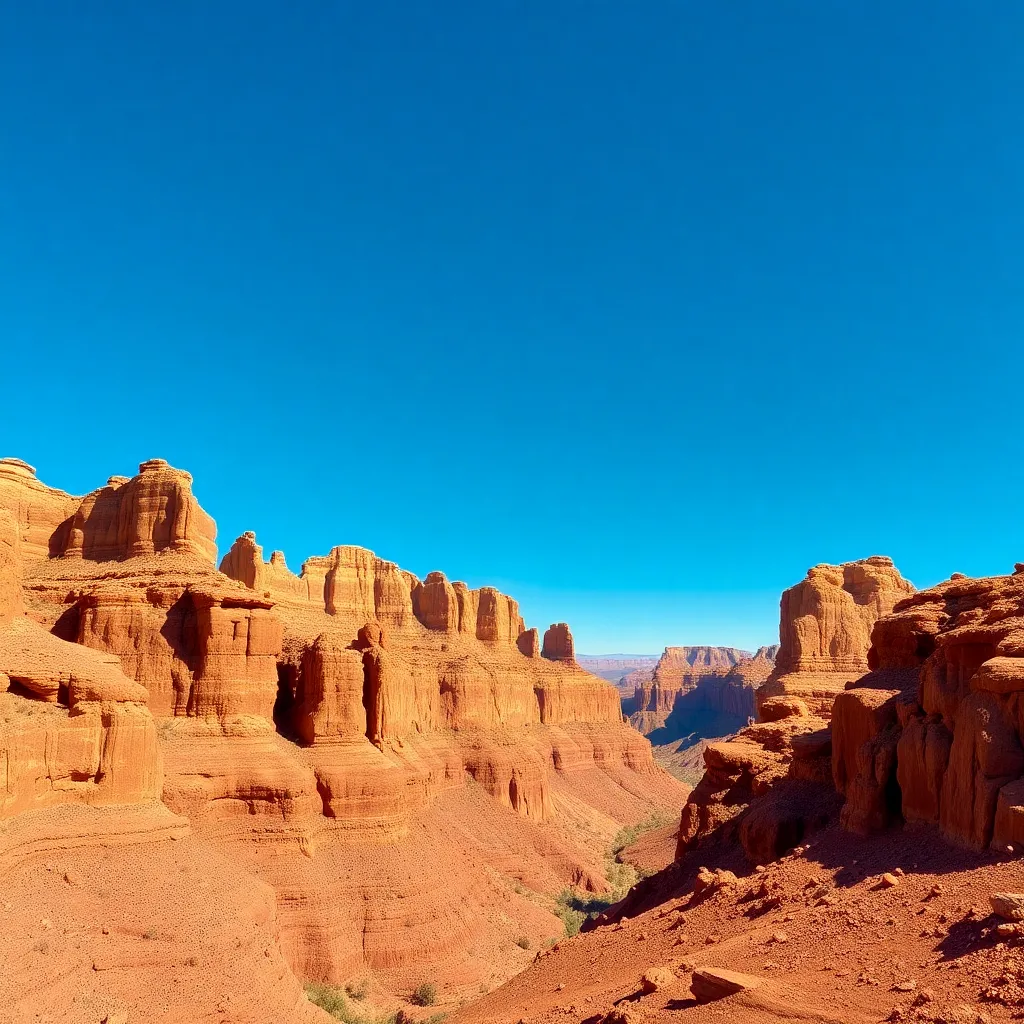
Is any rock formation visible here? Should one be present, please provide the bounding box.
[626,647,748,728]
[0,507,165,823]
[0,457,687,1014]
[676,553,1024,863]
[57,458,218,563]
[626,646,771,739]
[836,567,1024,849]
[542,622,575,662]
[0,458,78,560]
[675,558,912,863]
[756,557,914,717]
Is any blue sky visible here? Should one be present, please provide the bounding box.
[2,3,1023,653]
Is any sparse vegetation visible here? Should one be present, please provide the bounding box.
[345,978,371,1001]
[552,813,671,937]
[411,981,438,1006]
[304,982,403,1024]
[609,811,673,855]
[554,888,616,936]
[515,935,530,949]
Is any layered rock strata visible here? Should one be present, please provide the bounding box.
[1,457,686,1005]
[677,555,1024,863]
[626,646,774,739]
[835,568,1024,849]
[676,558,913,863]
[756,557,914,717]
[0,507,165,828]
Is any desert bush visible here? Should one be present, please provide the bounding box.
[305,983,350,1020]
[411,981,438,1006]
[515,935,530,949]
[345,978,371,1001]
[304,983,399,1024]
[609,811,672,855]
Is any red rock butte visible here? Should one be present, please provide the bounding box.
[0,456,686,1021]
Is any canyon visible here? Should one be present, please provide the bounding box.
[0,456,686,1023]
[454,554,1024,1022]
[7,456,1024,1024]
[621,645,779,785]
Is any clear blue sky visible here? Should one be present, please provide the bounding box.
[2,3,1023,653]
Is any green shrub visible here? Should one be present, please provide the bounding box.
[305,983,350,1020]
[346,978,371,1001]
[305,983,399,1024]
[515,935,530,950]
[411,981,438,1007]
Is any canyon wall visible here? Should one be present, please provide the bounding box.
[676,554,1024,865]
[0,457,687,1014]
[676,556,914,863]
[835,567,1024,849]
[626,646,772,739]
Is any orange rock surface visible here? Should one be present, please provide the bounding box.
[0,457,687,1018]
[847,567,1024,849]
[626,647,754,734]
[756,556,915,717]
[675,557,912,863]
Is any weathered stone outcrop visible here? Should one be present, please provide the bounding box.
[756,557,915,718]
[0,458,79,561]
[0,508,163,821]
[58,459,218,563]
[517,627,540,657]
[831,682,903,834]
[219,531,307,601]
[542,622,575,662]
[677,558,907,863]
[834,569,1024,849]
[1,456,688,1004]
[680,556,1024,860]
[414,571,460,631]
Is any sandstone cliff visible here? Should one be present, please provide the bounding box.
[626,646,772,741]
[676,557,913,864]
[0,506,167,823]
[834,566,1024,849]
[674,554,1024,865]
[0,457,687,1016]
[756,557,914,717]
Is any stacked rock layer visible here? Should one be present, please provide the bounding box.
[0,456,686,1009]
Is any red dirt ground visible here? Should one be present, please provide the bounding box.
[449,822,1024,1024]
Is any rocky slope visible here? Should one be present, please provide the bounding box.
[448,823,1020,1024]
[446,555,1024,1024]
[0,456,686,1022]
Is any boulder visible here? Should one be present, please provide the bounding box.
[990,893,1024,921]
[690,967,760,1003]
